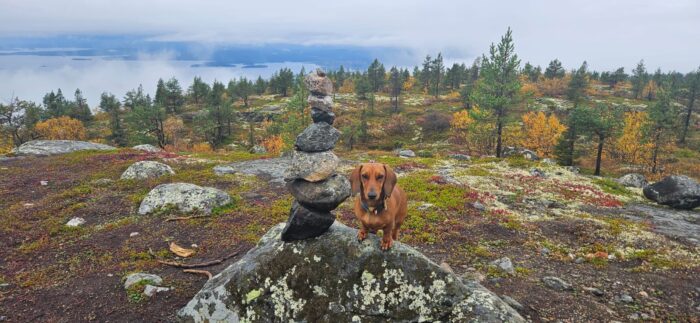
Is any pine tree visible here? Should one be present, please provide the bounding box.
[389,67,402,113]
[126,89,166,148]
[583,104,623,176]
[648,85,678,173]
[471,27,521,157]
[432,53,444,98]
[554,105,587,166]
[567,61,589,105]
[544,59,565,79]
[99,92,127,147]
[70,89,92,122]
[367,59,386,93]
[187,76,211,106]
[254,76,267,95]
[679,67,700,144]
[631,60,648,99]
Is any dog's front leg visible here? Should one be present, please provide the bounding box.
[381,224,395,250]
[357,223,368,241]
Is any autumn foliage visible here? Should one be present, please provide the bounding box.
[35,116,87,140]
[520,111,566,158]
[262,135,285,155]
[614,111,652,164]
[450,106,495,154]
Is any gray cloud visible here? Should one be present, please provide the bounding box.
[1,0,699,71]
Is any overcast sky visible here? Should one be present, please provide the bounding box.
[1,0,699,71]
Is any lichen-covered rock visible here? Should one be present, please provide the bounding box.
[617,173,648,188]
[644,175,700,210]
[304,69,333,96]
[281,201,335,241]
[287,174,351,212]
[308,95,334,111]
[13,140,115,156]
[124,273,163,289]
[120,161,174,180]
[138,183,231,215]
[285,150,338,182]
[214,157,291,186]
[132,144,162,152]
[502,147,539,161]
[178,222,524,322]
[295,123,340,152]
[311,107,335,124]
[398,149,416,158]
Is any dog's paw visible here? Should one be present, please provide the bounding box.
[380,239,393,250]
[357,230,367,241]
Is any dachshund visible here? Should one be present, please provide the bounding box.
[350,163,408,250]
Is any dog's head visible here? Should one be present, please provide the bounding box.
[350,163,397,202]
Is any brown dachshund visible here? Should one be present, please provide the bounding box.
[350,163,408,250]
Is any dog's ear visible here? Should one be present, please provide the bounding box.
[350,165,363,195]
[382,164,397,198]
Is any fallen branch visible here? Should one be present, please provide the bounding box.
[183,269,212,280]
[157,251,239,268]
[165,215,209,222]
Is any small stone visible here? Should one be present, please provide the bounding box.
[281,201,335,241]
[565,166,580,174]
[295,123,340,152]
[540,247,550,256]
[638,290,648,298]
[311,107,335,125]
[541,158,556,165]
[66,217,85,227]
[619,294,634,303]
[107,274,113,277]
[472,202,486,211]
[0,316,6,321]
[490,257,515,275]
[308,95,334,111]
[130,232,139,237]
[287,174,350,212]
[143,285,171,297]
[120,161,174,180]
[449,153,471,161]
[501,295,524,311]
[23,203,34,207]
[541,276,573,291]
[0,283,10,289]
[285,150,339,182]
[417,203,434,211]
[304,69,333,96]
[530,168,546,178]
[583,287,604,296]
[575,257,585,264]
[628,313,640,320]
[40,180,48,186]
[398,149,416,158]
[124,273,163,289]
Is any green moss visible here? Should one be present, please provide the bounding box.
[461,243,493,258]
[57,184,93,199]
[593,178,632,197]
[126,279,155,303]
[505,156,535,169]
[398,171,467,210]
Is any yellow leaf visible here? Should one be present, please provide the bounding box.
[169,242,195,258]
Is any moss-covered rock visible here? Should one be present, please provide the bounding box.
[178,222,524,322]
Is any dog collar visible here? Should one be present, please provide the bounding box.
[361,200,385,215]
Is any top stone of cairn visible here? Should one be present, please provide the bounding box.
[304,69,333,96]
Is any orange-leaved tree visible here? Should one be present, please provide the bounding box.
[521,111,566,158]
[614,111,652,164]
[450,106,495,155]
[34,116,87,140]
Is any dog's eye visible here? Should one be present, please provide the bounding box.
[376,175,384,180]
[362,174,369,180]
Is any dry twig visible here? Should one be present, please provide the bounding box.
[157,251,239,268]
[183,269,212,280]
[165,215,208,222]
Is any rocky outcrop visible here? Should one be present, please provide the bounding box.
[643,175,700,210]
[502,147,539,161]
[177,222,524,322]
[132,144,163,152]
[617,173,648,188]
[120,161,174,180]
[138,183,231,215]
[13,140,115,156]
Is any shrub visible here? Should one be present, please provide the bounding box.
[384,114,412,136]
[191,142,213,153]
[262,135,284,155]
[34,116,87,140]
[417,111,451,135]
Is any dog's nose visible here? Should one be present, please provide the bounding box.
[367,191,377,200]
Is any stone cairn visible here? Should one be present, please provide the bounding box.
[282,69,351,241]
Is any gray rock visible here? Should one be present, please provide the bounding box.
[66,217,85,227]
[502,147,539,161]
[618,204,700,245]
[490,257,515,275]
[295,123,340,152]
[143,285,171,297]
[541,276,573,291]
[214,157,291,186]
[565,166,580,174]
[287,174,351,212]
[449,153,471,161]
[138,183,231,215]
[13,140,115,156]
[583,287,604,296]
[541,158,556,165]
[178,221,524,322]
[132,144,162,152]
[120,161,174,180]
[617,173,648,188]
[398,149,416,158]
[281,201,335,241]
[619,294,634,303]
[124,273,163,289]
[575,257,585,264]
[0,283,10,289]
[472,202,487,211]
[311,107,336,125]
[530,168,546,178]
[304,69,333,96]
[308,95,334,112]
[251,145,267,154]
[643,175,700,210]
[500,295,524,311]
[285,150,339,182]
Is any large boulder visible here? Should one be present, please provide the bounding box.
[178,222,524,322]
[287,174,351,211]
[13,140,115,156]
[120,161,174,180]
[617,173,648,188]
[643,175,700,210]
[138,183,231,215]
[285,150,339,182]
[295,123,340,152]
[132,144,163,153]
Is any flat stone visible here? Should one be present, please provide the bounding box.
[501,295,524,311]
[287,174,351,212]
[490,257,515,275]
[308,95,334,111]
[138,183,231,215]
[643,175,700,210]
[311,107,335,125]
[295,123,340,152]
[304,69,333,96]
[120,161,174,180]
[281,201,335,241]
[124,273,163,289]
[285,150,338,182]
[143,285,171,297]
[583,286,604,296]
[542,276,573,291]
[398,149,416,158]
[66,217,86,227]
[132,144,163,152]
[214,157,292,186]
[13,140,115,156]
[449,154,471,161]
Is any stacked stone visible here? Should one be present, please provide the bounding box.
[282,69,350,241]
